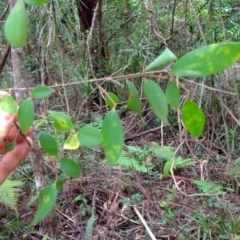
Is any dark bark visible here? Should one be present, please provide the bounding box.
[76,0,98,32]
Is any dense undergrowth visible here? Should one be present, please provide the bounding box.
[1,0,240,239]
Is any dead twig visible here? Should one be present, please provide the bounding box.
[132,206,157,240]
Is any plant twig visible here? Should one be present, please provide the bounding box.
[132,206,157,240]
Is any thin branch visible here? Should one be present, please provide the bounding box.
[132,206,157,240]
[0,70,169,91]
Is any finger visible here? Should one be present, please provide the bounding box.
[0,110,14,142]
[6,125,33,143]
[0,91,9,99]
[0,137,32,185]
[0,126,33,154]
[0,92,18,122]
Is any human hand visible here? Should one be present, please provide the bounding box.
[0,91,32,185]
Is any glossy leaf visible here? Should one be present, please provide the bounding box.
[181,100,206,138]
[24,0,48,6]
[143,79,168,124]
[172,43,240,77]
[77,126,101,147]
[55,181,64,191]
[32,184,57,225]
[105,92,119,108]
[4,0,27,47]
[63,134,79,150]
[0,95,17,116]
[31,85,54,99]
[126,81,142,118]
[39,131,58,156]
[48,111,73,132]
[165,81,180,109]
[18,99,34,133]
[101,109,124,168]
[60,158,81,178]
[146,48,177,71]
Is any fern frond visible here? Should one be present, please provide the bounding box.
[163,160,173,178]
[85,214,96,240]
[117,154,148,173]
[194,180,224,194]
[226,166,240,179]
[163,157,196,178]
[0,179,25,211]
[175,156,196,168]
[149,142,174,161]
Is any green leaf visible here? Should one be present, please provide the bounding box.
[165,81,180,109]
[143,79,168,124]
[126,81,142,118]
[48,111,73,132]
[39,131,58,156]
[63,134,79,150]
[31,85,54,99]
[60,158,81,178]
[0,95,17,116]
[105,92,120,108]
[181,100,206,138]
[172,43,240,77]
[146,48,177,71]
[6,142,15,152]
[77,126,101,147]
[101,109,124,168]
[4,0,27,47]
[18,99,34,133]
[55,181,64,191]
[24,0,48,6]
[32,184,57,225]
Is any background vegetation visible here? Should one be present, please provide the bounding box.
[1,0,240,239]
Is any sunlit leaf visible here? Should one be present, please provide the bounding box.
[77,126,101,147]
[105,92,119,108]
[32,184,57,225]
[63,134,79,150]
[4,0,27,47]
[143,79,168,124]
[165,81,180,109]
[31,85,54,99]
[24,0,48,6]
[172,43,240,77]
[18,99,34,133]
[181,100,206,138]
[101,109,124,168]
[146,48,177,71]
[60,158,81,178]
[39,131,58,156]
[126,81,142,118]
[48,111,73,132]
[0,95,17,116]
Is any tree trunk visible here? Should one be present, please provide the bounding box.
[9,0,55,229]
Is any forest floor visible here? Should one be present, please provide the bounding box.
[1,109,240,240]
